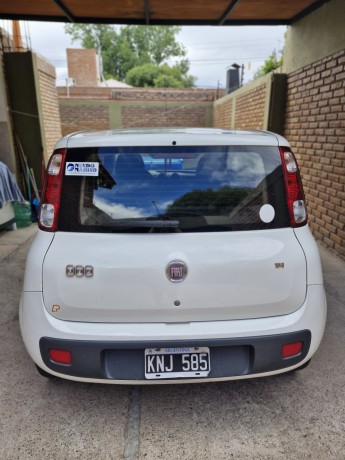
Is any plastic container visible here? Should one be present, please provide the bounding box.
[32,198,40,222]
[13,201,32,228]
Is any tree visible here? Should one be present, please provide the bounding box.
[254,49,283,79]
[64,24,195,85]
[167,187,250,215]
[120,26,186,65]
[125,63,195,88]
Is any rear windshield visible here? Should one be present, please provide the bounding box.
[59,146,289,233]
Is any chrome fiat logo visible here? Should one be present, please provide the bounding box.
[166,260,187,283]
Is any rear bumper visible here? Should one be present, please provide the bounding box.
[39,331,311,380]
[20,284,326,384]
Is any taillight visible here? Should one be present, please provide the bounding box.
[38,148,66,232]
[279,147,307,228]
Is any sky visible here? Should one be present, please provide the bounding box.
[9,21,286,88]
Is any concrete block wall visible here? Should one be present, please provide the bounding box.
[284,49,345,258]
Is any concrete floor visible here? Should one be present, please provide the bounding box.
[0,226,344,460]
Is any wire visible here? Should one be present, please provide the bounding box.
[47,54,272,67]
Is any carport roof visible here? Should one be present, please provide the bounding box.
[0,0,329,26]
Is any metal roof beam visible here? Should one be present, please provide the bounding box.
[218,0,241,26]
[290,0,330,24]
[144,0,150,25]
[53,0,76,22]
[0,14,291,25]
[0,0,331,26]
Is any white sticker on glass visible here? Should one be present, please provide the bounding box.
[259,204,275,223]
[65,162,99,176]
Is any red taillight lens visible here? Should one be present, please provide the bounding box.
[49,349,72,365]
[39,148,66,232]
[281,341,303,359]
[279,147,307,228]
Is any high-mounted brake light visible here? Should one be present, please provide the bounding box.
[279,147,307,228]
[39,148,66,232]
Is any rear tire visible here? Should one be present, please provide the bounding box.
[35,364,59,379]
[281,359,311,377]
[295,358,311,371]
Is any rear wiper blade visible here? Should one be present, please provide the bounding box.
[109,220,180,228]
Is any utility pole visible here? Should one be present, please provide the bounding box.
[12,21,23,50]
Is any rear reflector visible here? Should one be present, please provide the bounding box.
[281,341,303,359]
[49,349,72,365]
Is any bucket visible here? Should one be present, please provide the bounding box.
[13,201,32,228]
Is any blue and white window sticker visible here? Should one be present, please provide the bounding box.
[65,162,99,176]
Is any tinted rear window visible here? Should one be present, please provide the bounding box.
[59,146,289,233]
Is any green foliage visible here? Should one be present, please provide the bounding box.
[64,24,194,85]
[125,63,195,88]
[120,26,186,65]
[168,187,250,215]
[254,49,283,79]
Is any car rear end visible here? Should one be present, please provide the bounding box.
[19,129,327,383]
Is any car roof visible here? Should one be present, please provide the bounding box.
[54,128,290,150]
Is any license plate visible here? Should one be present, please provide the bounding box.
[145,347,210,379]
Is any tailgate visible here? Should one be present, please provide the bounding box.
[42,229,307,323]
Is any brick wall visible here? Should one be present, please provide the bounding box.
[284,49,345,258]
[213,99,232,129]
[213,75,271,131]
[234,85,266,129]
[36,56,62,157]
[59,104,109,134]
[111,88,220,102]
[67,48,98,87]
[122,105,207,128]
[57,87,220,102]
[58,87,217,135]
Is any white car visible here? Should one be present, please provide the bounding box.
[20,128,327,384]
